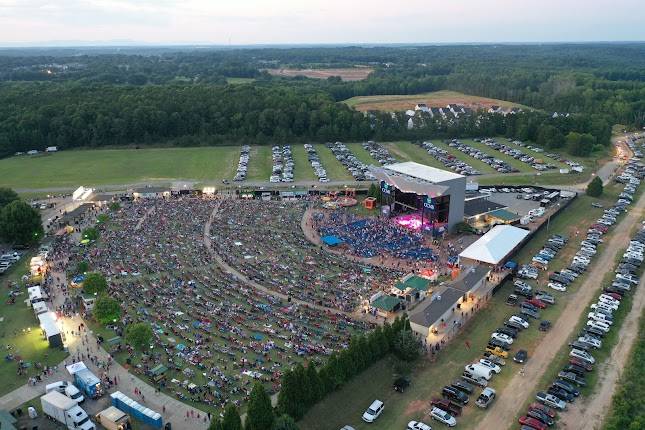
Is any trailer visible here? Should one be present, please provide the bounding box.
[111,391,163,429]
[41,391,95,430]
[67,362,103,399]
[96,406,130,430]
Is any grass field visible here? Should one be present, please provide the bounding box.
[226,77,256,85]
[0,254,68,396]
[265,67,373,81]
[246,145,273,181]
[290,144,317,181]
[432,141,497,174]
[299,193,615,430]
[347,143,381,165]
[0,147,240,189]
[0,140,602,190]
[313,144,353,181]
[344,90,527,112]
[384,142,446,169]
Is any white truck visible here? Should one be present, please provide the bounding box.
[41,391,95,430]
[46,380,85,404]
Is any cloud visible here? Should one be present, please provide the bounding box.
[0,0,643,45]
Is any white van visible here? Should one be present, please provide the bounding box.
[464,364,493,381]
[46,381,85,404]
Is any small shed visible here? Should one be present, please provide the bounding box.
[371,295,401,317]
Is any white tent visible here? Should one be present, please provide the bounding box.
[459,225,530,265]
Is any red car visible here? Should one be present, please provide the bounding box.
[590,224,608,233]
[569,357,593,371]
[519,416,547,430]
[603,292,622,301]
[526,298,547,309]
[430,398,461,416]
[528,402,556,418]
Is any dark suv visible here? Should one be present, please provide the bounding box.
[442,386,469,405]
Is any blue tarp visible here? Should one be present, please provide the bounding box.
[504,261,518,270]
[321,235,343,246]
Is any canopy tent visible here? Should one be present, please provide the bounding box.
[321,235,343,246]
[459,225,530,265]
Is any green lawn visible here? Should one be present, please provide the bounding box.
[432,141,497,174]
[347,143,381,165]
[290,144,317,181]
[0,147,240,189]
[313,144,353,181]
[0,254,68,396]
[246,145,273,181]
[383,142,446,170]
[299,193,615,430]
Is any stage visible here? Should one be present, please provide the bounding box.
[392,212,447,234]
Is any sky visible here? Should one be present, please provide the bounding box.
[0,0,644,46]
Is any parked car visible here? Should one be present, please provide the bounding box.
[528,402,557,419]
[535,391,566,410]
[362,400,384,423]
[570,349,595,364]
[442,386,469,405]
[430,398,461,417]
[429,407,456,427]
[518,416,547,430]
[475,387,496,409]
[527,408,555,427]
[514,349,528,364]
[407,421,432,430]
[557,371,587,386]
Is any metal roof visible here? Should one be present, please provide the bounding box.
[459,225,530,265]
[384,161,464,183]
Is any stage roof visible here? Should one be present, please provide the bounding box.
[384,161,464,183]
[459,225,530,265]
[464,198,506,218]
[369,165,449,197]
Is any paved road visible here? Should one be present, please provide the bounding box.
[475,189,645,430]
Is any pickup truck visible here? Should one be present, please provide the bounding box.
[475,388,496,408]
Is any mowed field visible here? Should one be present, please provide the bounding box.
[0,147,240,189]
[345,90,527,112]
[0,139,594,190]
[265,67,373,81]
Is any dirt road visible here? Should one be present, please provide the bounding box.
[558,276,645,429]
[475,191,645,430]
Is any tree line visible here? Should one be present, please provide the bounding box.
[0,81,611,158]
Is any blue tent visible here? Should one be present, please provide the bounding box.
[321,235,343,246]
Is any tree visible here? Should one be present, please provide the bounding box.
[271,415,299,430]
[96,214,109,224]
[83,272,107,295]
[586,176,604,197]
[245,382,274,430]
[393,329,422,362]
[304,363,322,407]
[109,202,121,211]
[93,296,122,325]
[0,200,43,245]
[76,261,89,274]
[221,404,242,430]
[0,188,19,209]
[82,227,99,241]
[277,370,300,420]
[208,420,224,430]
[125,322,153,351]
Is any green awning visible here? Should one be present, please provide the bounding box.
[403,276,430,291]
[489,209,520,222]
[371,295,401,312]
[150,364,168,375]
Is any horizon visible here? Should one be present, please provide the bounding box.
[1,0,644,46]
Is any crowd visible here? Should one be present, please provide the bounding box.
[58,197,377,412]
[315,209,438,261]
[209,199,403,312]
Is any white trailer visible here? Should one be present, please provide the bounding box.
[41,391,95,430]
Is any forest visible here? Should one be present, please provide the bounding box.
[0,43,642,157]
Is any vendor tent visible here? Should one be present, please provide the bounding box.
[459,225,530,265]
